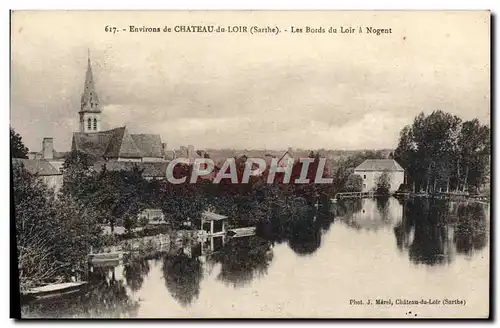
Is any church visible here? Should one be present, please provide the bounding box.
[71,55,167,164]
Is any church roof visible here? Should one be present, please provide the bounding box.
[354,159,404,172]
[130,134,164,158]
[72,127,164,160]
[80,54,100,113]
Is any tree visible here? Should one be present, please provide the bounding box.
[14,163,60,291]
[394,111,489,194]
[343,174,363,192]
[61,150,96,198]
[13,162,104,290]
[375,170,391,196]
[10,128,29,159]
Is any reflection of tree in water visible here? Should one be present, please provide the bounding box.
[393,198,488,266]
[375,197,390,222]
[336,199,363,220]
[287,214,322,256]
[123,257,150,292]
[396,198,452,265]
[161,252,203,307]
[22,265,140,318]
[259,200,328,256]
[213,236,273,288]
[453,202,488,256]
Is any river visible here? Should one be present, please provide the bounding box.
[21,197,490,318]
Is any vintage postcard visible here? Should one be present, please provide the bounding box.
[10,10,491,319]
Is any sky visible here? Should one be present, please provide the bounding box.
[11,11,490,152]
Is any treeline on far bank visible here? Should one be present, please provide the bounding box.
[394,110,490,194]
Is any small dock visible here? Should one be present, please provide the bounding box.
[335,191,375,199]
[88,245,125,265]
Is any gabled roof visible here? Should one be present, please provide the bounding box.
[72,127,164,160]
[105,127,142,158]
[28,149,69,160]
[92,161,169,178]
[12,158,61,176]
[277,150,294,164]
[131,134,164,158]
[202,210,228,221]
[354,159,404,172]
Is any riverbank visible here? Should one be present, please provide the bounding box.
[97,229,209,255]
[393,191,490,202]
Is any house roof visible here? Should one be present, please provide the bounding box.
[72,127,164,160]
[12,158,62,176]
[354,159,404,172]
[202,210,228,221]
[92,161,169,178]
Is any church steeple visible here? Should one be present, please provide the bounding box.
[79,50,102,133]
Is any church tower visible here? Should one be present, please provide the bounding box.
[79,51,102,133]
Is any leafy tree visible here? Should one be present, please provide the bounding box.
[61,150,96,199]
[343,174,363,192]
[375,170,391,196]
[394,111,490,194]
[13,162,104,290]
[13,163,59,291]
[10,128,29,159]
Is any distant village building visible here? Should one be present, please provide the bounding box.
[71,55,168,165]
[137,208,166,225]
[27,137,67,172]
[12,158,63,194]
[354,159,405,192]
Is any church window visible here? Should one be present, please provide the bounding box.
[87,117,92,130]
[93,118,97,130]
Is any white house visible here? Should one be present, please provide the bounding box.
[354,159,405,192]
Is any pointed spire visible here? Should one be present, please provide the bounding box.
[80,49,100,113]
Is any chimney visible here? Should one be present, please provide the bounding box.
[187,145,195,161]
[161,143,167,158]
[42,138,54,160]
[288,147,293,157]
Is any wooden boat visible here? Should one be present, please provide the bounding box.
[22,282,87,300]
[227,227,256,238]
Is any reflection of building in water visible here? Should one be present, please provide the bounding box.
[199,236,226,263]
[346,198,403,230]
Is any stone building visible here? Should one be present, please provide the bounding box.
[354,159,405,192]
[71,54,167,164]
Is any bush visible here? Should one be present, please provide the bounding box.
[344,174,363,192]
[375,171,391,196]
[397,184,411,193]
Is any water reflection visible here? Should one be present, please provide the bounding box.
[453,202,488,256]
[212,236,273,288]
[338,197,489,266]
[21,197,489,317]
[259,201,335,256]
[337,197,402,231]
[124,258,150,292]
[161,251,203,307]
[22,265,140,318]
